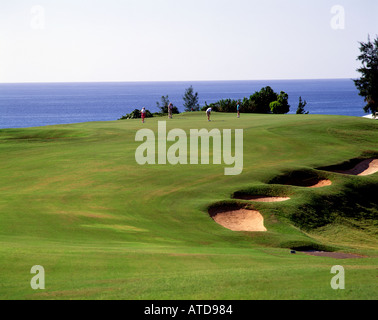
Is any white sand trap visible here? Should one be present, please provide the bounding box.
[236,195,290,202]
[307,180,333,188]
[282,178,332,188]
[211,208,267,232]
[274,174,332,188]
[334,159,378,176]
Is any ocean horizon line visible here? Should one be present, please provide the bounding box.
[0,78,367,129]
[0,77,357,85]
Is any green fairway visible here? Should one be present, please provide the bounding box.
[0,112,377,300]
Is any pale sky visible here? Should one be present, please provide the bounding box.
[0,0,377,83]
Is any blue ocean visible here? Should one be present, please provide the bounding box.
[0,79,367,129]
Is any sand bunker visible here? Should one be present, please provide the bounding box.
[235,195,290,202]
[270,171,332,188]
[209,207,267,232]
[282,178,332,188]
[307,179,333,188]
[332,159,378,176]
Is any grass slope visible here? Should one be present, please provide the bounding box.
[0,113,377,300]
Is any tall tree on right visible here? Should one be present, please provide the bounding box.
[354,35,378,116]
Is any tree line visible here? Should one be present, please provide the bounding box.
[201,86,307,115]
[120,85,309,120]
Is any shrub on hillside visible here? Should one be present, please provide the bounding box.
[201,102,220,112]
[119,109,153,120]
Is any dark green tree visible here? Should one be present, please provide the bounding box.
[354,35,378,115]
[296,96,309,114]
[156,95,179,114]
[250,86,278,113]
[183,86,200,112]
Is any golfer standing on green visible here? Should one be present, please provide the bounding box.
[141,107,146,123]
[237,102,241,118]
[206,107,212,121]
[168,103,173,119]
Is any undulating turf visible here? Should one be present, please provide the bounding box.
[0,112,377,300]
